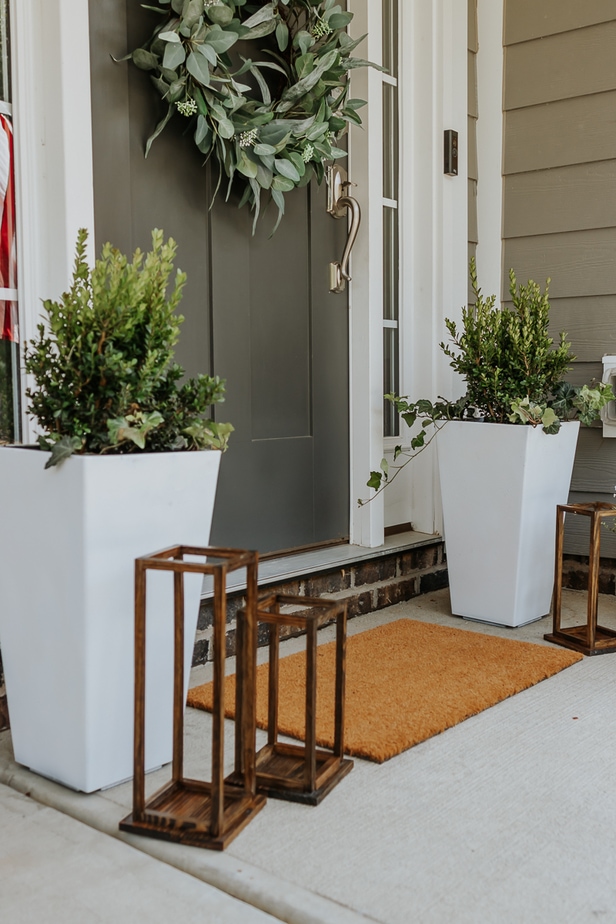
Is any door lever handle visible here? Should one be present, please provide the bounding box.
[327,165,361,294]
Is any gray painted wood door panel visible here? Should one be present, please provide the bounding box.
[88,0,350,554]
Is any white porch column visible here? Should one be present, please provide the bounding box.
[348,0,385,547]
[11,0,95,441]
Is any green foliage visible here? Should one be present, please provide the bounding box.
[361,261,615,502]
[441,260,573,423]
[127,0,379,233]
[25,229,232,468]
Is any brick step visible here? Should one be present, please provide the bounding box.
[193,538,448,666]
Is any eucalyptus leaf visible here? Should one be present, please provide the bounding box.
[328,11,353,28]
[274,158,300,181]
[242,20,277,40]
[275,21,289,51]
[207,4,234,26]
[186,50,211,84]
[181,0,203,28]
[159,30,181,42]
[217,116,235,138]
[204,24,239,53]
[163,41,186,70]
[242,3,275,29]
[249,65,271,104]
[237,152,258,178]
[271,174,294,192]
[132,48,160,70]
[145,104,174,157]
[196,42,218,65]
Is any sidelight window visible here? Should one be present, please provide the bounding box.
[382,0,399,438]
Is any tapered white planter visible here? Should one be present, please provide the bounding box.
[437,421,580,627]
[0,448,221,791]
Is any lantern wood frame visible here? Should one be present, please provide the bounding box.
[245,593,353,806]
[545,502,616,656]
[120,545,266,850]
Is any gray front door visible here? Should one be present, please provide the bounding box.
[209,184,350,553]
[89,0,350,556]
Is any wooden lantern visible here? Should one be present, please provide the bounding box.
[120,545,266,850]
[248,593,353,806]
[545,502,616,656]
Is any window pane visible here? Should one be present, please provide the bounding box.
[0,338,18,442]
[383,327,400,437]
[0,1,10,104]
[383,206,398,321]
[382,82,398,201]
[382,0,398,79]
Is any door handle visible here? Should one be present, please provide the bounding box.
[327,165,361,294]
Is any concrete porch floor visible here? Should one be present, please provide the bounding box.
[2,587,616,923]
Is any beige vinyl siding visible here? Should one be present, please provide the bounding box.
[505,0,616,45]
[503,3,616,557]
[468,0,478,293]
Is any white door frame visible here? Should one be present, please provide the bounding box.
[348,0,468,546]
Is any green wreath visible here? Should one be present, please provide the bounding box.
[129,0,374,232]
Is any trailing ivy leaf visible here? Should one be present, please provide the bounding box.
[367,471,383,490]
[107,411,164,450]
[44,436,83,470]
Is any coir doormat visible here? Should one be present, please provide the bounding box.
[187,619,582,763]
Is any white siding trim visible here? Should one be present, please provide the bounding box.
[11,0,95,441]
[475,0,504,300]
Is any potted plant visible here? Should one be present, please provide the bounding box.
[0,229,231,792]
[364,261,613,628]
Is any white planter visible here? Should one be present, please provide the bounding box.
[0,448,221,792]
[437,420,580,627]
